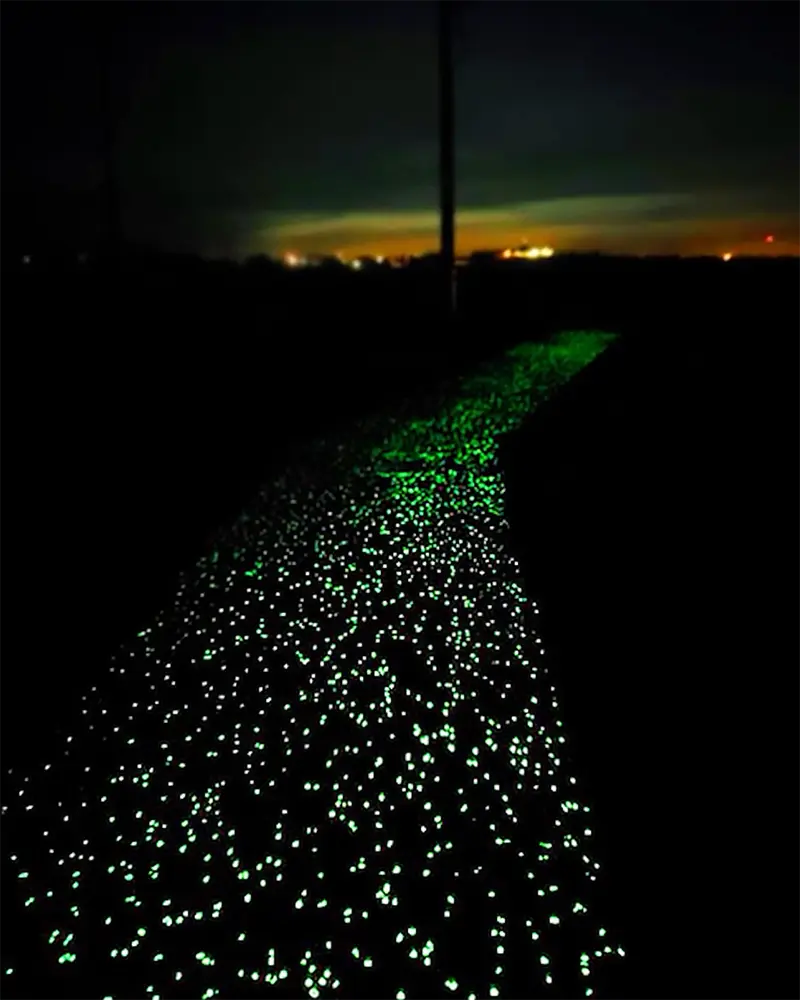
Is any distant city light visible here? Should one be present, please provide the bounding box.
[722,252,733,262]
[765,235,774,243]
[278,246,565,269]
[500,246,554,261]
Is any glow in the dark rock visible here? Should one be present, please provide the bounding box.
[4,330,626,998]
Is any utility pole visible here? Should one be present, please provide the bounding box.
[438,0,456,325]
[98,6,122,266]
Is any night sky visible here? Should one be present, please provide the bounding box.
[4,1,798,260]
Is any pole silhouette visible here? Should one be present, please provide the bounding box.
[438,0,456,324]
[98,7,122,264]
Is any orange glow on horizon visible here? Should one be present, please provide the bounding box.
[274,219,798,262]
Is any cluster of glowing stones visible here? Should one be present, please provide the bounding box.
[3,331,626,997]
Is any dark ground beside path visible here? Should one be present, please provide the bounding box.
[498,293,799,999]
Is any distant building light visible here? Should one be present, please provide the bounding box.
[765,235,774,243]
[500,246,554,261]
[22,254,31,265]
[376,255,384,264]
[722,252,733,262]
[351,259,362,270]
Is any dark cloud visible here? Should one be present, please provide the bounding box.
[4,0,797,257]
